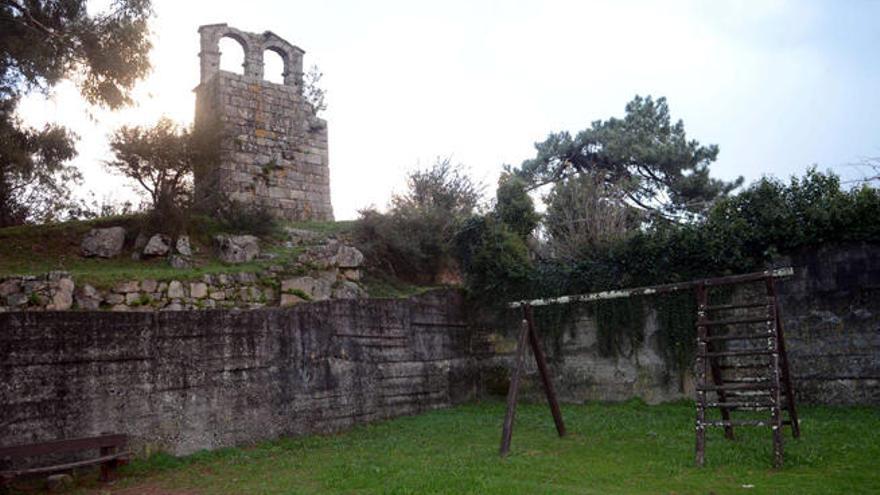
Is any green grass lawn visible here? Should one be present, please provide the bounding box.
[47,400,880,494]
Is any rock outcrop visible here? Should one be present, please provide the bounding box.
[214,235,260,263]
[80,227,126,258]
[143,234,172,257]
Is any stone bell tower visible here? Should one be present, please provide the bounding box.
[194,24,333,221]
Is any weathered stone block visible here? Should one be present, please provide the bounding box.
[113,281,139,293]
[281,276,332,301]
[167,281,185,299]
[6,293,27,307]
[80,227,125,258]
[176,236,193,256]
[105,293,124,305]
[190,283,208,299]
[74,284,101,311]
[0,279,21,297]
[141,279,158,293]
[125,292,142,305]
[143,234,172,256]
[280,293,304,306]
[331,281,366,300]
[336,246,364,268]
[214,235,260,264]
[48,278,74,310]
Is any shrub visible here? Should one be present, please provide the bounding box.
[213,201,281,238]
[495,174,540,240]
[353,158,483,284]
[455,216,532,304]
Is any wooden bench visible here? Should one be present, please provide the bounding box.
[0,434,129,490]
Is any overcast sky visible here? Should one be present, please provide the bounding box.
[16,0,880,220]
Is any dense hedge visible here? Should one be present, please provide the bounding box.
[527,169,880,299]
[466,169,880,366]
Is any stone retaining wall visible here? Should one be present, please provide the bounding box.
[0,291,475,458]
[0,268,364,313]
[776,243,880,404]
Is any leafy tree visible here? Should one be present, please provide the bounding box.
[516,95,742,220]
[0,100,77,226]
[107,117,194,212]
[494,173,540,239]
[0,0,152,226]
[106,116,224,235]
[543,172,639,259]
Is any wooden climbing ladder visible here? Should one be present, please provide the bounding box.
[694,272,800,468]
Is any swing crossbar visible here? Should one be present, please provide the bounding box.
[507,267,793,308]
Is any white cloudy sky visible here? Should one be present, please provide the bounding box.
[16,0,880,220]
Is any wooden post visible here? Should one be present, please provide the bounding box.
[766,277,785,468]
[767,276,800,439]
[99,445,117,482]
[524,305,567,438]
[695,284,708,467]
[500,318,530,456]
[499,305,568,457]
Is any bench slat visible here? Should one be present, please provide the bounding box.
[0,452,129,477]
[0,434,127,458]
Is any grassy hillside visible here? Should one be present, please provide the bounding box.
[0,216,436,298]
[0,216,353,288]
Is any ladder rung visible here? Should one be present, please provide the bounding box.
[723,392,789,400]
[698,419,794,428]
[705,350,774,358]
[697,382,774,391]
[719,364,767,370]
[704,301,772,311]
[705,401,775,408]
[704,333,773,342]
[725,391,773,398]
[700,316,774,326]
[722,378,768,383]
[700,420,774,427]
